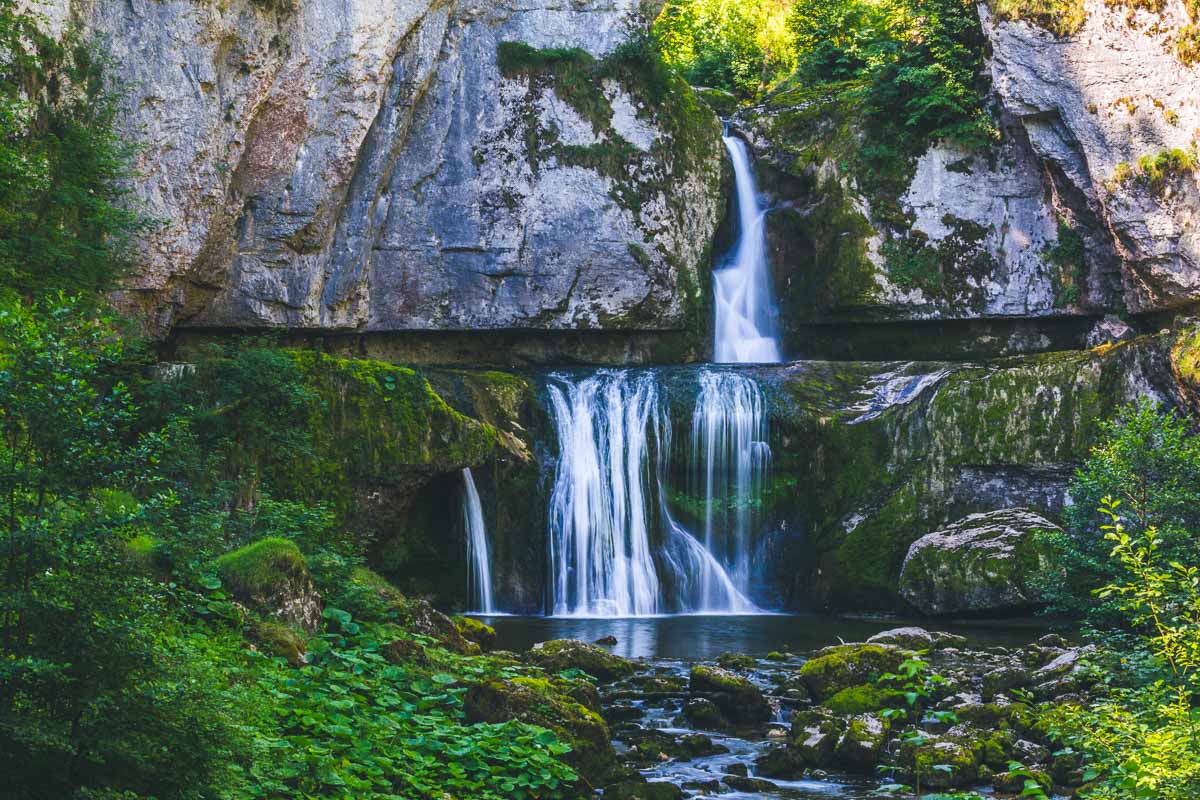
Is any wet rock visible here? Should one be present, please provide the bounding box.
[982,666,1031,699]
[680,778,721,793]
[994,767,1052,795]
[603,779,683,800]
[897,735,980,789]
[715,652,758,671]
[528,639,636,683]
[867,626,967,651]
[755,745,807,780]
[682,697,728,729]
[383,637,429,666]
[595,635,619,646]
[689,665,771,723]
[400,599,480,655]
[680,733,728,757]
[788,709,845,768]
[832,713,891,771]
[452,615,496,651]
[723,774,778,792]
[796,643,908,701]
[1036,633,1070,649]
[724,763,748,777]
[898,509,1062,615]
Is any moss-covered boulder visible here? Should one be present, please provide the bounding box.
[823,684,903,715]
[898,508,1061,615]
[787,708,844,768]
[831,713,891,771]
[215,538,322,631]
[249,620,308,666]
[452,615,496,652]
[796,644,908,701]
[689,665,771,724]
[866,627,967,651]
[527,639,635,683]
[464,676,618,786]
[682,697,728,729]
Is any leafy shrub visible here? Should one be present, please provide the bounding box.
[0,0,147,296]
[1036,399,1200,624]
[1041,498,1200,799]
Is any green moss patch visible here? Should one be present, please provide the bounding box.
[215,537,307,597]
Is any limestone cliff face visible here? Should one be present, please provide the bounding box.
[736,0,1199,357]
[984,0,1200,314]
[49,0,722,348]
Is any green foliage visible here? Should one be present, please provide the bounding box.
[784,0,995,223]
[1109,147,1198,192]
[1045,219,1087,308]
[1041,498,1200,799]
[244,613,578,799]
[654,0,796,98]
[0,0,147,296]
[1036,399,1200,624]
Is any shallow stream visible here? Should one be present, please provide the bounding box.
[486,614,1054,798]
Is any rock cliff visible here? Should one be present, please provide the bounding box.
[736,0,1199,359]
[45,0,723,361]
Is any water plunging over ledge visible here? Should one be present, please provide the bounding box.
[535,136,786,618]
[545,371,757,617]
[461,468,494,614]
[714,135,782,364]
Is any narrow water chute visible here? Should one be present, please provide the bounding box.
[715,135,782,364]
[461,467,494,614]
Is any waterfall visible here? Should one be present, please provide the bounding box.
[714,135,782,364]
[461,468,494,614]
[545,370,754,616]
[691,370,771,600]
[546,371,663,617]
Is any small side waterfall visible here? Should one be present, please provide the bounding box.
[714,135,782,364]
[545,371,754,616]
[691,371,771,600]
[461,468,495,614]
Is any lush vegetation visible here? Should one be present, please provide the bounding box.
[0,6,589,799]
[1034,401,1200,797]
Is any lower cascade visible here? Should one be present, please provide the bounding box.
[461,468,494,614]
[544,370,759,617]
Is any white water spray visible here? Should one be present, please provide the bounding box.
[545,371,754,616]
[691,370,771,601]
[715,135,782,364]
[461,468,494,614]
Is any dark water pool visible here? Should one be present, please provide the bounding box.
[479,612,1057,661]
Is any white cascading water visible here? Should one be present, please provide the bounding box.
[461,468,495,614]
[714,135,782,364]
[691,370,771,601]
[546,371,754,616]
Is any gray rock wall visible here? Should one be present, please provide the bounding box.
[39,0,724,346]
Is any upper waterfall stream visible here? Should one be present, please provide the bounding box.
[461,467,494,614]
[714,135,782,364]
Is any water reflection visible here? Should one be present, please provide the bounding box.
[478,613,1053,661]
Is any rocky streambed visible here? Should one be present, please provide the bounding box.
[513,624,1097,799]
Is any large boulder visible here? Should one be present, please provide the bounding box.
[215,537,322,631]
[795,644,908,701]
[464,675,618,786]
[688,665,772,724]
[898,509,1061,615]
[527,639,636,683]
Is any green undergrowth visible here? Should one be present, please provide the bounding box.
[1109,147,1198,193]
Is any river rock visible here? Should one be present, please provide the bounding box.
[898,509,1062,615]
[688,665,771,723]
[528,639,636,683]
[867,626,967,651]
[831,713,891,771]
[795,644,908,701]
